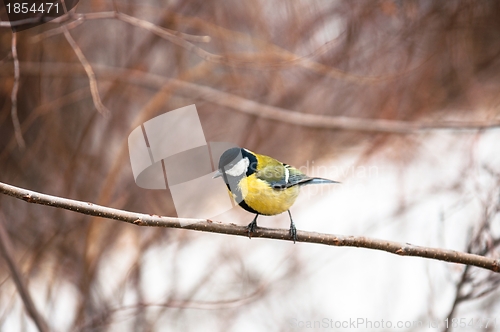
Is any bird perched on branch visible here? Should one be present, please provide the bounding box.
[213,147,338,243]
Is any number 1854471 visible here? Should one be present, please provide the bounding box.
[6,2,59,14]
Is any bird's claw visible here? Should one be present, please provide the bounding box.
[289,220,297,244]
[247,216,258,239]
[288,211,297,244]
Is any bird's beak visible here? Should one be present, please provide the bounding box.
[212,169,222,179]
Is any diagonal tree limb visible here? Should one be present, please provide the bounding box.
[10,33,25,149]
[0,212,49,332]
[0,181,499,273]
[2,63,500,133]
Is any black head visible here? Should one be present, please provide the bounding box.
[216,147,258,181]
[214,147,258,207]
[218,147,243,171]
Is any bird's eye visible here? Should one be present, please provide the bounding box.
[250,162,257,171]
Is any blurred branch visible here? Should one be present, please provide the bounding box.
[442,199,500,332]
[115,12,212,44]
[442,265,470,332]
[113,12,370,83]
[79,267,268,330]
[10,33,25,149]
[1,181,499,273]
[62,27,110,117]
[0,212,49,332]
[4,62,500,134]
[25,10,391,83]
[112,284,264,311]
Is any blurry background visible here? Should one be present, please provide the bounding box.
[1,0,500,331]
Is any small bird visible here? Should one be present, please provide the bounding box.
[213,147,338,243]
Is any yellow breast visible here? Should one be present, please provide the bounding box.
[236,174,300,215]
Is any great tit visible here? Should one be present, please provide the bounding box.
[213,147,338,243]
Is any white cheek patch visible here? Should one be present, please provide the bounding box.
[225,157,250,177]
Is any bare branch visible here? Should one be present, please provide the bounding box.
[0,181,499,273]
[10,33,25,149]
[62,27,110,117]
[115,13,212,44]
[30,18,86,42]
[0,212,49,332]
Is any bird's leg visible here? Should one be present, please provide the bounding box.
[247,214,259,239]
[288,210,297,243]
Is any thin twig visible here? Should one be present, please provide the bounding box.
[4,62,500,134]
[0,181,499,273]
[0,212,49,332]
[116,12,211,43]
[442,265,470,332]
[30,18,86,42]
[62,27,110,117]
[10,33,25,149]
[115,12,213,49]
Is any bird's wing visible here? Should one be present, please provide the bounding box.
[254,154,339,189]
[255,163,311,189]
[285,165,315,187]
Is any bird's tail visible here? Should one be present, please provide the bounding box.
[304,177,340,185]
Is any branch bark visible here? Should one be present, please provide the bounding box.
[1,181,499,273]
